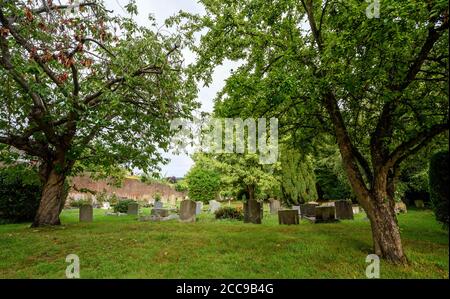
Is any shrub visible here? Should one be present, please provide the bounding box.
[70,199,92,208]
[429,151,449,229]
[215,207,244,221]
[186,167,220,204]
[0,165,41,224]
[113,199,137,213]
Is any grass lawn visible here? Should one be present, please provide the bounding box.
[0,206,448,279]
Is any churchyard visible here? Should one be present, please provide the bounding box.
[0,202,447,279]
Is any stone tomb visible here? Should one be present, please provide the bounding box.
[195,201,203,215]
[244,200,263,224]
[315,206,338,223]
[180,200,196,222]
[300,202,319,218]
[79,205,93,222]
[151,208,169,217]
[335,200,354,220]
[278,210,299,225]
[269,199,281,214]
[127,202,139,215]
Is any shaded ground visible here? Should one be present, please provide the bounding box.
[0,208,447,278]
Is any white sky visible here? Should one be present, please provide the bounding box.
[104,0,240,177]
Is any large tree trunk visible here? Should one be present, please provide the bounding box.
[366,196,407,264]
[32,163,67,227]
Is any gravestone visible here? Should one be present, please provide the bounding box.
[195,202,203,215]
[292,206,301,216]
[300,202,319,218]
[352,205,360,214]
[151,208,169,217]
[244,199,262,224]
[315,206,337,223]
[154,201,163,209]
[414,200,425,209]
[335,200,354,220]
[269,199,281,214]
[79,205,93,222]
[101,202,111,210]
[278,210,300,225]
[209,200,221,213]
[127,202,139,215]
[180,200,196,222]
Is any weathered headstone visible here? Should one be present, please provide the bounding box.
[395,202,408,214]
[180,200,196,222]
[315,206,337,223]
[335,200,354,220]
[292,206,301,216]
[154,201,163,209]
[79,205,93,222]
[151,208,169,217]
[244,199,262,224]
[127,202,139,215]
[195,201,203,215]
[352,205,360,214]
[414,200,425,209]
[209,200,221,213]
[278,210,300,225]
[269,198,281,214]
[101,202,111,210]
[300,202,319,218]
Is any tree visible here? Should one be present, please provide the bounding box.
[170,0,449,264]
[186,154,221,203]
[0,1,198,226]
[280,146,317,205]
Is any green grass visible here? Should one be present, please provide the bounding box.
[0,207,448,279]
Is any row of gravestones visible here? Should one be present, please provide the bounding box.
[79,199,221,223]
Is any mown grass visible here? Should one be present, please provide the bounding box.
[0,206,447,279]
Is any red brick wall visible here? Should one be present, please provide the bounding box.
[68,175,186,203]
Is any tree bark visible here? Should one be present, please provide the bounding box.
[366,196,407,264]
[32,161,67,227]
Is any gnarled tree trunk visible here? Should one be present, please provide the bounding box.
[32,158,69,227]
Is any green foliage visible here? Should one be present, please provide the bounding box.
[214,206,244,221]
[280,147,317,205]
[186,163,221,203]
[70,199,93,209]
[429,151,449,229]
[0,165,41,223]
[175,179,188,192]
[113,199,137,213]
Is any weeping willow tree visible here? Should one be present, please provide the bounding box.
[280,147,317,205]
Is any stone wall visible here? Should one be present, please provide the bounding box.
[68,175,186,205]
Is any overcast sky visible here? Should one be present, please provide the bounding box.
[104,0,239,178]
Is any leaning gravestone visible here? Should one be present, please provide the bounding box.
[79,205,93,222]
[127,202,139,215]
[335,200,354,220]
[269,199,281,214]
[180,200,196,222]
[195,202,203,215]
[352,205,360,214]
[209,200,221,213]
[315,206,337,223]
[244,199,262,224]
[278,210,299,225]
[154,201,164,209]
